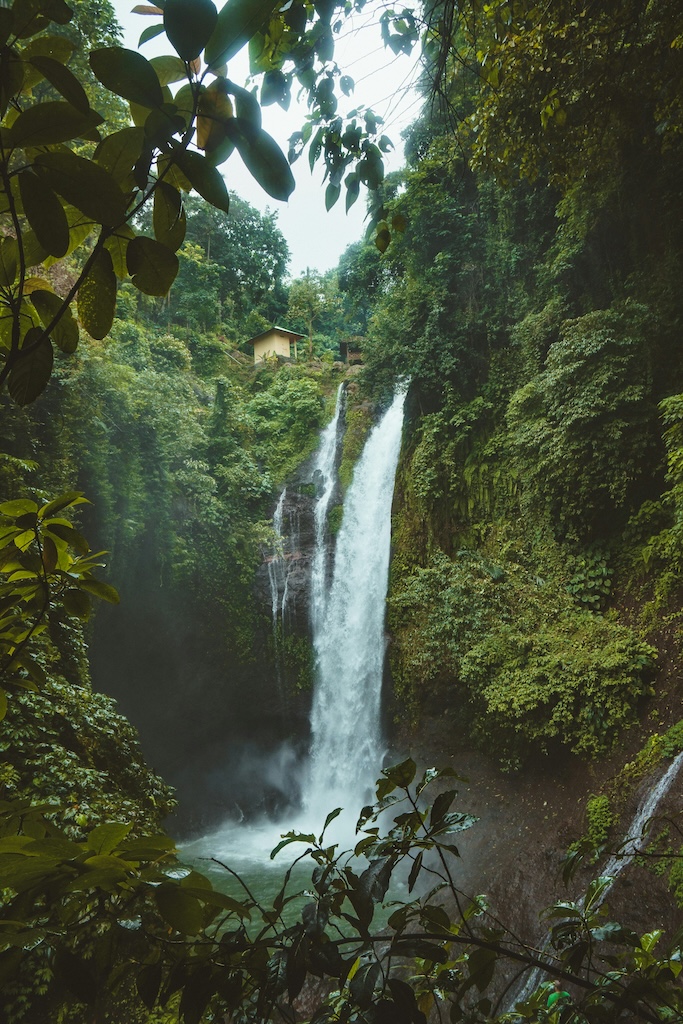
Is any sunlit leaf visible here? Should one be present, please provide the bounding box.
[89,47,164,108]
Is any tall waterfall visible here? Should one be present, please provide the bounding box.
[306,387,407,818]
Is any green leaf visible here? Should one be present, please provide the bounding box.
[163,0,217,61]
[226,78,261,128]
[0,50,24,117]
[139,24,165,47]
[382,758,416,789]
[13,0,72,38]
[227,120,294,201]
[19,170,69,258]
[0,237,18,287]
[0,8,14,48]
[78,579,120,604]
[20,33,73,63]
[104,228,135,278]
[62,588,90,619]
[153,182,186,251]
[0,499,39,517]
[89,47,164,108]
[7,329,52,406]
[38,491,87,518]
[0,688,6,722]
[149,54,188,85]
[126,236,178,296]
[171,149,230,211]
[94,126,146,183]
[325,181,340,211]
[30,289,78,354]
[205,0,277,71]
[155,884,204,934]
[9,101,102,146]
[78,248,116,340]
[87,822,132,855]
[43,522,89,553]
[197,76,233,152]
[137,962,163,1010]
[28,56,89,112]
[33,151,128,227]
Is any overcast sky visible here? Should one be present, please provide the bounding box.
[111,1,423,278]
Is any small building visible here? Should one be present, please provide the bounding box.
[248,326,305,365]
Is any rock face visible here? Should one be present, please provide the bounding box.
[253,398,346,712]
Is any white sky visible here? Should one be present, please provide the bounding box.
[111,1,423,277]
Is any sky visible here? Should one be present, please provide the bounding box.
[111,1,424,278]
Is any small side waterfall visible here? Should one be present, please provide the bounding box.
[310,383,346,634]
[511,750,683,1006]
[305,387,407,818]
[266,488,299,691]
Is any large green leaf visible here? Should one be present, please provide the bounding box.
[227,120,294,201]
[204,0,277,71]
[9,101,102,147]
[171,149,230,211]
[197,76,233,152]
[153,182,186,251]
[19,169,69,258]
[28,55,89,112]
[7,329,53,406]
[155,884,204,934]
[30,289,78,353]
[126,236,178,295]
[94,126,146,183]
[164,0,217,61]
[13,0,72,38]
[87,822,132,855]
[33,151,128,227]
[0,237,18,287]
[0,49,24,116]
[20,33,73,62]
[78,579,120,604]
[149,54,187,85]
[77,249,116,340]
[104,226,135,279]
[89,47,164,108]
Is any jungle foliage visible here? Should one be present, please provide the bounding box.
[352,0,683,767]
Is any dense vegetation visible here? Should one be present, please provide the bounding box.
[3,0,683,1021]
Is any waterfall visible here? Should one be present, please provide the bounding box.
[305,386,407,818]
[510,750,683,1006]
[310,383,346,634]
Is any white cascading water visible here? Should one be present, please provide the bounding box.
[309,383,346,635]
[510,750,683,1006]
[183,385,406,870]
[305,386,407,820]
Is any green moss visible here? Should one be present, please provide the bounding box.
[339,405,373,491]
[327,503,344,535]
[388,547,656,762]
